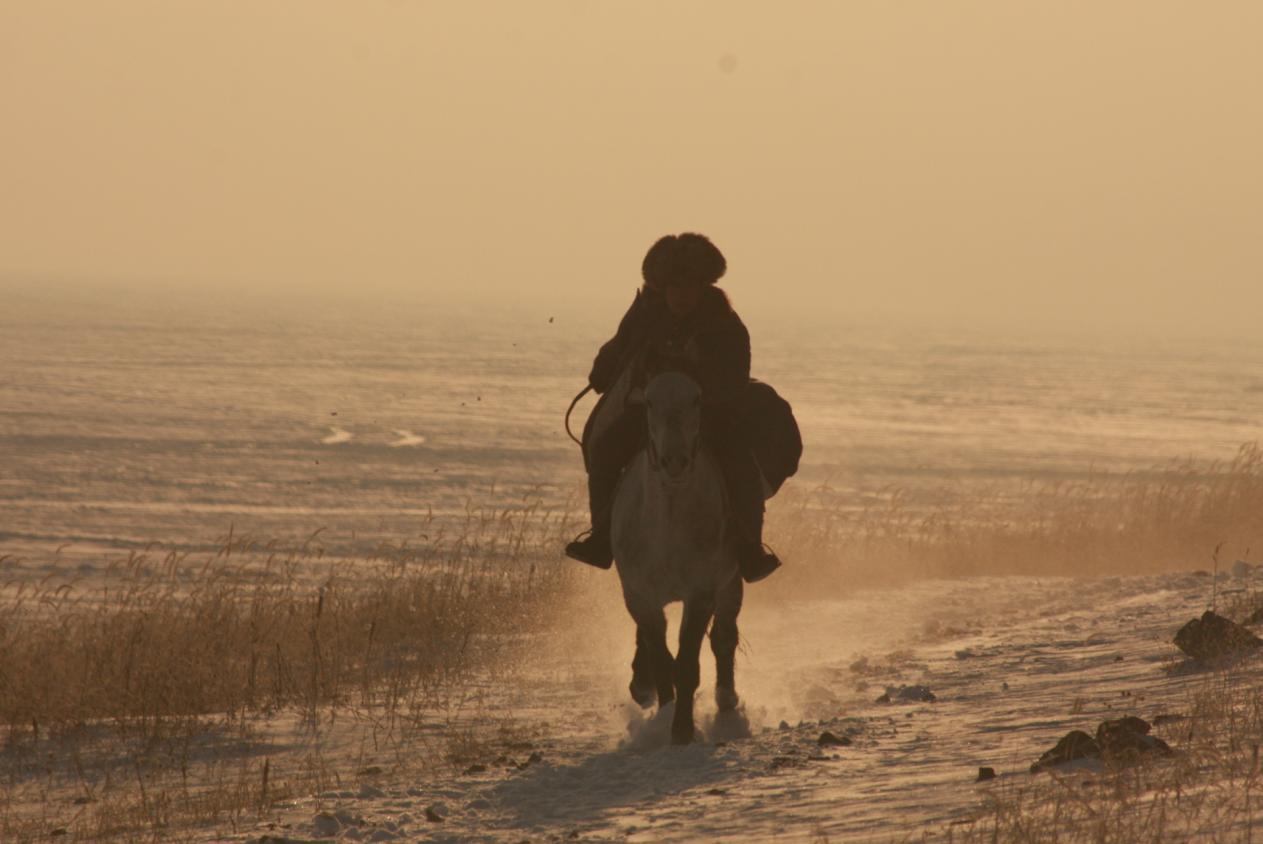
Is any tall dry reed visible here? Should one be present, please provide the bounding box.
[767,442,1263,588]
[0,500,578,742]
[0,500,579,841]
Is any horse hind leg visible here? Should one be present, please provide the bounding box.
[711,577,744,712]
[672,594,716,745]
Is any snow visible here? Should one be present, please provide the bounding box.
[220,569,1260,842]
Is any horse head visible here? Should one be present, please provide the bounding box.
[644,371,702,482]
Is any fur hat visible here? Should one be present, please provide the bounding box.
[641,233,727,289]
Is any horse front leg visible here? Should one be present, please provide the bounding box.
[625,600,674,709]
[629,626,657,708]
[672,593,715,745]
[711,576,743,712]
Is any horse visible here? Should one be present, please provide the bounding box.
[607,371,743,745]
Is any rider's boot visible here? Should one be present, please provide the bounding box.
[567,412,646,570]
[737,539,781,583]
[565,525,613,569]
[566,467,617,569]
[726,452,781,583]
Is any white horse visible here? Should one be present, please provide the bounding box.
[609,371,743,745]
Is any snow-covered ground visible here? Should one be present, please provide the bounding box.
[224,566,1259,843]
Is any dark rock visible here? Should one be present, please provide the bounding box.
[1099,715,1150,738]
[976,766,996,782]
[1096,716,1172,761]
[515,751,543,770]
[463,763,487,775]
[817,731,852,747]
[424,805,446,823]
[313,812,341,838]
[357,765,383,776]
[1174,611,1262,661]
[1246,607,1263,627]
[876,685,937,704]
[1031,730,1100,772]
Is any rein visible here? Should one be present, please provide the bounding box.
[564,384,592,448]
[565,376,701,476]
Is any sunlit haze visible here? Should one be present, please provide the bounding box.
[8,5,1263,840]
[2,2,1260,333]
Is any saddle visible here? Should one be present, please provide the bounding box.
[582,367,802,499]
[739,378,802,497]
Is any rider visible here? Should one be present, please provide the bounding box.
[564,233,782,583]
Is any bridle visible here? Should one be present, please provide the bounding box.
[645,405,701,480]
[565,376,700,477]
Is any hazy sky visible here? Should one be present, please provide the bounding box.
[2,2,1260,331]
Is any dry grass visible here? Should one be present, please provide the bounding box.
[939,669,1263,843]
[767,442,1263,590]
[0,500,579,841]
[4,443,1263,839]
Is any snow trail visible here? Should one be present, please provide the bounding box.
[227,569,1254,842]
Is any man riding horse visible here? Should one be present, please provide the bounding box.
[565,232,783,584]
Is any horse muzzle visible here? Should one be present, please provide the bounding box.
[660,453,691,480]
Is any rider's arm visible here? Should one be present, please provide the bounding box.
[691,318,751,411]
[589,290,654,393]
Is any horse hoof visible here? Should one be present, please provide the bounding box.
[716,686,740,712]
[629,679,656,709]
[670,727,694,746]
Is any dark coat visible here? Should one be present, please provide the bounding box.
[583,287,801,495]
[588,287,751,414]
